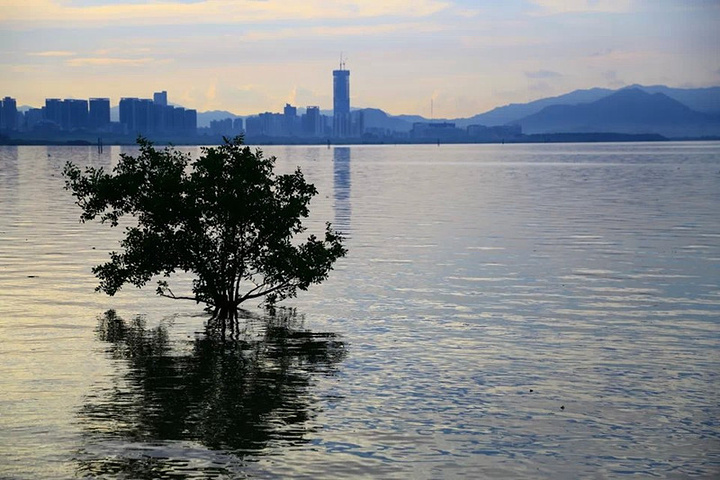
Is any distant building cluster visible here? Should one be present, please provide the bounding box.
[208,63,364,140]
[410,122,522,142]
[0,91,196,137]
[238,103,360,139]
[119,92,197,136]
[208,117,244,137]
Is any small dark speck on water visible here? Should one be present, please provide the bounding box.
[529,389,534,392]
[27,275,37,278]
[560,405,565,410]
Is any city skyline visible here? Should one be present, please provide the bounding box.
[1,1,719,118]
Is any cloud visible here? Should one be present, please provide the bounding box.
[460,34,541,48]
[0,0,451,29]
[529,0,634,15]
[525,70,562,79]
[28,50,76,57]
[527,81,555,94]
[240,22,446,42]
[205,80,217,102]
[65,57,155,66]
[603,70,626,87]
[287,86,297,106]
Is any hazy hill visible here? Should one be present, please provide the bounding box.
[454,88,614,127]
[450,85,720,128]
[514,88,720,137]
[196,110,242,127]
[395,114,431,124]
[359,108,415,132]
[625,84,720,113]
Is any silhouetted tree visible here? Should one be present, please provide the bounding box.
[64,137,346,329]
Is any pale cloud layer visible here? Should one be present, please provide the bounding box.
[528,0,634,15]
[1,0,718,117]
[0,0,450,26]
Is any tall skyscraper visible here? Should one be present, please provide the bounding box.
[333,61,350,137]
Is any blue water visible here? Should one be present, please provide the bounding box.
[0,142,718,478]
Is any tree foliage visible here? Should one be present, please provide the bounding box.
[63,136,346,324]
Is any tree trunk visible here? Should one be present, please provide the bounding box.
[210,297,240,335]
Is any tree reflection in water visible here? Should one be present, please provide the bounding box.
[76,309,346,478]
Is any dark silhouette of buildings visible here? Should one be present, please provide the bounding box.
[1,91,196,137]
[242,104,329,139]
[119,93,196,136]
[209,117,243,137]
[411,122,462,141]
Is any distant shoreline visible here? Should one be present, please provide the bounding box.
[3,132,716,147]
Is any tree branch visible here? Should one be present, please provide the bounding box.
[158,285,209,305]
[159,292,207,303]
[240,280,296,302]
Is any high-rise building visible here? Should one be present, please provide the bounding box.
[184,109,197,134]
[62,99,88,130]
[119,97,139,133]
[283,103,298,136]
[44,99,63,126]
[153,91,168,107]
[119,97,154,134]
[333,62,350,137]
[89,98,110,130]
[136,99,153,133]
[23,108,44,131]
[118,92,195,136]
[210,118,233,137]
[173,107,186,133]
[1,96,18,131]
[303,106,322,137]
[233,117,244,134]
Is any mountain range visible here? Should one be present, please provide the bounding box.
[345,85,720,138]
[514,88,720,137]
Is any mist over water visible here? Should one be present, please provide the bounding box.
[1,142,718,478]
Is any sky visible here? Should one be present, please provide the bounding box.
[1,0,719,118]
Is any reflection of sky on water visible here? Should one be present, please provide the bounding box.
[332,147,351,237]
[1,143,719,479]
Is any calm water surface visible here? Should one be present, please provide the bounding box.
[1,142,719,478]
